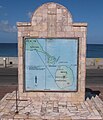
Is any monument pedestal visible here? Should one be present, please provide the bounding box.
[0,91,103,119]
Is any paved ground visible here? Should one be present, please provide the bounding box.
[0,68,17,85]
[0,91,103,119]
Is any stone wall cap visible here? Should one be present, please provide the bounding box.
[17,22,31,27]
[73,23,88,27]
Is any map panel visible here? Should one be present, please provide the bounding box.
[25,38,78,91]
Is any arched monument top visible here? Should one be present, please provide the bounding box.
[17,2,87,28]
[31,2,73,25]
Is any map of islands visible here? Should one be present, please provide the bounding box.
[25,38,78,91]
[55,66,74,89]
[26,39,58,65]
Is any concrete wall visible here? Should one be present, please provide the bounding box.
[86,58,103,69]
[0,57,18,67]
[0,57,103,69]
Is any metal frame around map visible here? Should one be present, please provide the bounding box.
[23,37,79,92]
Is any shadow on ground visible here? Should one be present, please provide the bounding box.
[85,88,100,100]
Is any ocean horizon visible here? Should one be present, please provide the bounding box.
[0,43,103,58]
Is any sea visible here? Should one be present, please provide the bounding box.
[0,43,103,58]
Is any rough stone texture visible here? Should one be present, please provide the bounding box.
[0,91,103,120]
[17,2,87,102]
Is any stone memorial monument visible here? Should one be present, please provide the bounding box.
[0,2,103,119]
[17,2,87,102]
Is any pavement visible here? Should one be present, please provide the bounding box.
[0,68,17,86]
[0,68,18,99]
[0,91,103,119]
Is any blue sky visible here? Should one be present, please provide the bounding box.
[0,0,103,44]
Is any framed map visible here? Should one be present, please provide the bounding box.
[24,38,78,91]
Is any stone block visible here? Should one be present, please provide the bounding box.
[87,116,102,119]
[42,14,47,23]
[18,57,23,68]
[83,31,87,38]
[17,27,25,32]
[57,14,62,22]
[22,31,30,37]
[18,47,23,57]
[39,31,47,38]
[56,22,62,31]
[74,31,83,37]
[62,8,68,16]
[32,19,37,26]
[48,8,57,15]
[73,27,81,32]
[68,17,72,24]
[47,31,56,37]
[18,67,24,80]
[30,31,39,37]
[62,26,72,31]
[18,85,23,93]
[18,31,22,37]
[80,27,86,31]
[57,32,65,37]
[48,3,56,9]
[62,17,68,26]
[57,8,62,14]
[18,92,28,99]
[32,25,44,32]
[18,38,23,48]
[65,31,74,37]
[18,74,23,85]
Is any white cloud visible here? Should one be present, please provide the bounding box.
[27,11,33,18]
[0,20,17,33]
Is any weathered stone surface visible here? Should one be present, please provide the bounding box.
[0,92,103,119]
[17,2,87,103]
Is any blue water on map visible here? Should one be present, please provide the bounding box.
[0,43,103,58]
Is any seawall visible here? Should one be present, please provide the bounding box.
[86,58,103,69]
[0,57,103,69]
[0,57,18,68]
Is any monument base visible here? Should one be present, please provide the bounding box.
[0,91,103,119]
